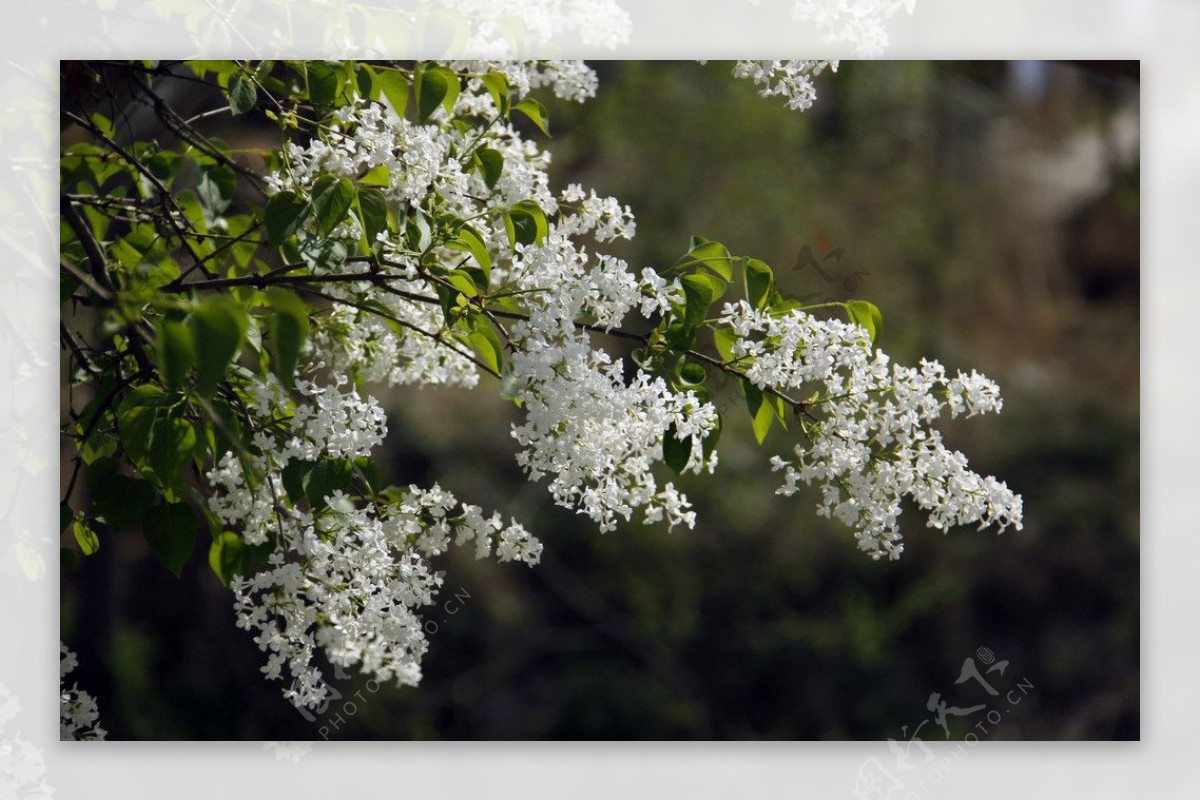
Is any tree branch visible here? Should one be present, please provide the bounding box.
[64,110,213,278]
[59,197,114,299]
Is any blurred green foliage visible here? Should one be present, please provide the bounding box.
[62,60,1138,740]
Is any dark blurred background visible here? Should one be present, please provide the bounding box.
[61,60,1139,740]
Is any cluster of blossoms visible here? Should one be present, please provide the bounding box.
[60,644,105,741]
[207,370,539,709]
[729,60,838,112]
[270,60,714,538]
[217,58,1021,708]
[505,229,717,533]
[240,61,731,706]
[720,301,1022,560]
[742,0,916,57]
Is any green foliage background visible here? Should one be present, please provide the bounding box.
[61,60,1139,740]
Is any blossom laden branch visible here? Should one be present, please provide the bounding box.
[59,58,1021,714]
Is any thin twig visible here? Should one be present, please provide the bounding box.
[64,110,213,278]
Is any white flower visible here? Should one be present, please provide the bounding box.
[730,60,838,112]
[720,300,1022,560]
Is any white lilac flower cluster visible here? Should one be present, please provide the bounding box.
[742,0,916,57]
[227,482,539,709]
[238,59,1021,706]
[310,295,481,390]
[502,222,715,533]
[60,644,106,741]
[720,300,1022,560]
[269,61,713,538]
[730,60,838,112]
[206,370,540,709]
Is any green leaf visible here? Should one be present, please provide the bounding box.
[359,164,391,187]
[196,164,236,218]
[354,62,380,101]
[742,380,775,445]
[293,235,349,274]
[662,321,698,351]
[404,209,432,252]
[148,416,197,487]
[95,477,156,531]
[116,385,168,466]
[208,530,248,587]
[744,258,774,310]
[156,318,195,391]
[445,224,492,279]
[675,358,707,387]
[504,200,549,247]
[266,289,309,387]
[228,72,257,115]
[223,214,259,270]
[846,300,883,344]
[417,65,459,122]
[142,502,199,577]
[376,68,409,116]
[475,148,504,191]
[677,236,735,281]
[662,423,691,475]
[479,71,510,115]
[72,520,100,556]
[513,97,550,136]
[310,175,357,238]
[679,272,727,331]
[304,459,354,510]
[281,460,314,505]
[191,297,246,397]
[205,397,247,465]
[264,190,310,249]
[306,61,341,108]
[355,187,388,246]
[767,392,789,428]
[352,456,382,496]
[87,457,158,531]
[89,111,115,139]
[712,325,737,363]
[447,270,479,298]
[466,316,503,374]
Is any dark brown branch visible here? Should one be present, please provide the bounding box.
[60,323,101,381]
[59,197,114,298]
[127,78,268,197]
[159,265,808,412]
